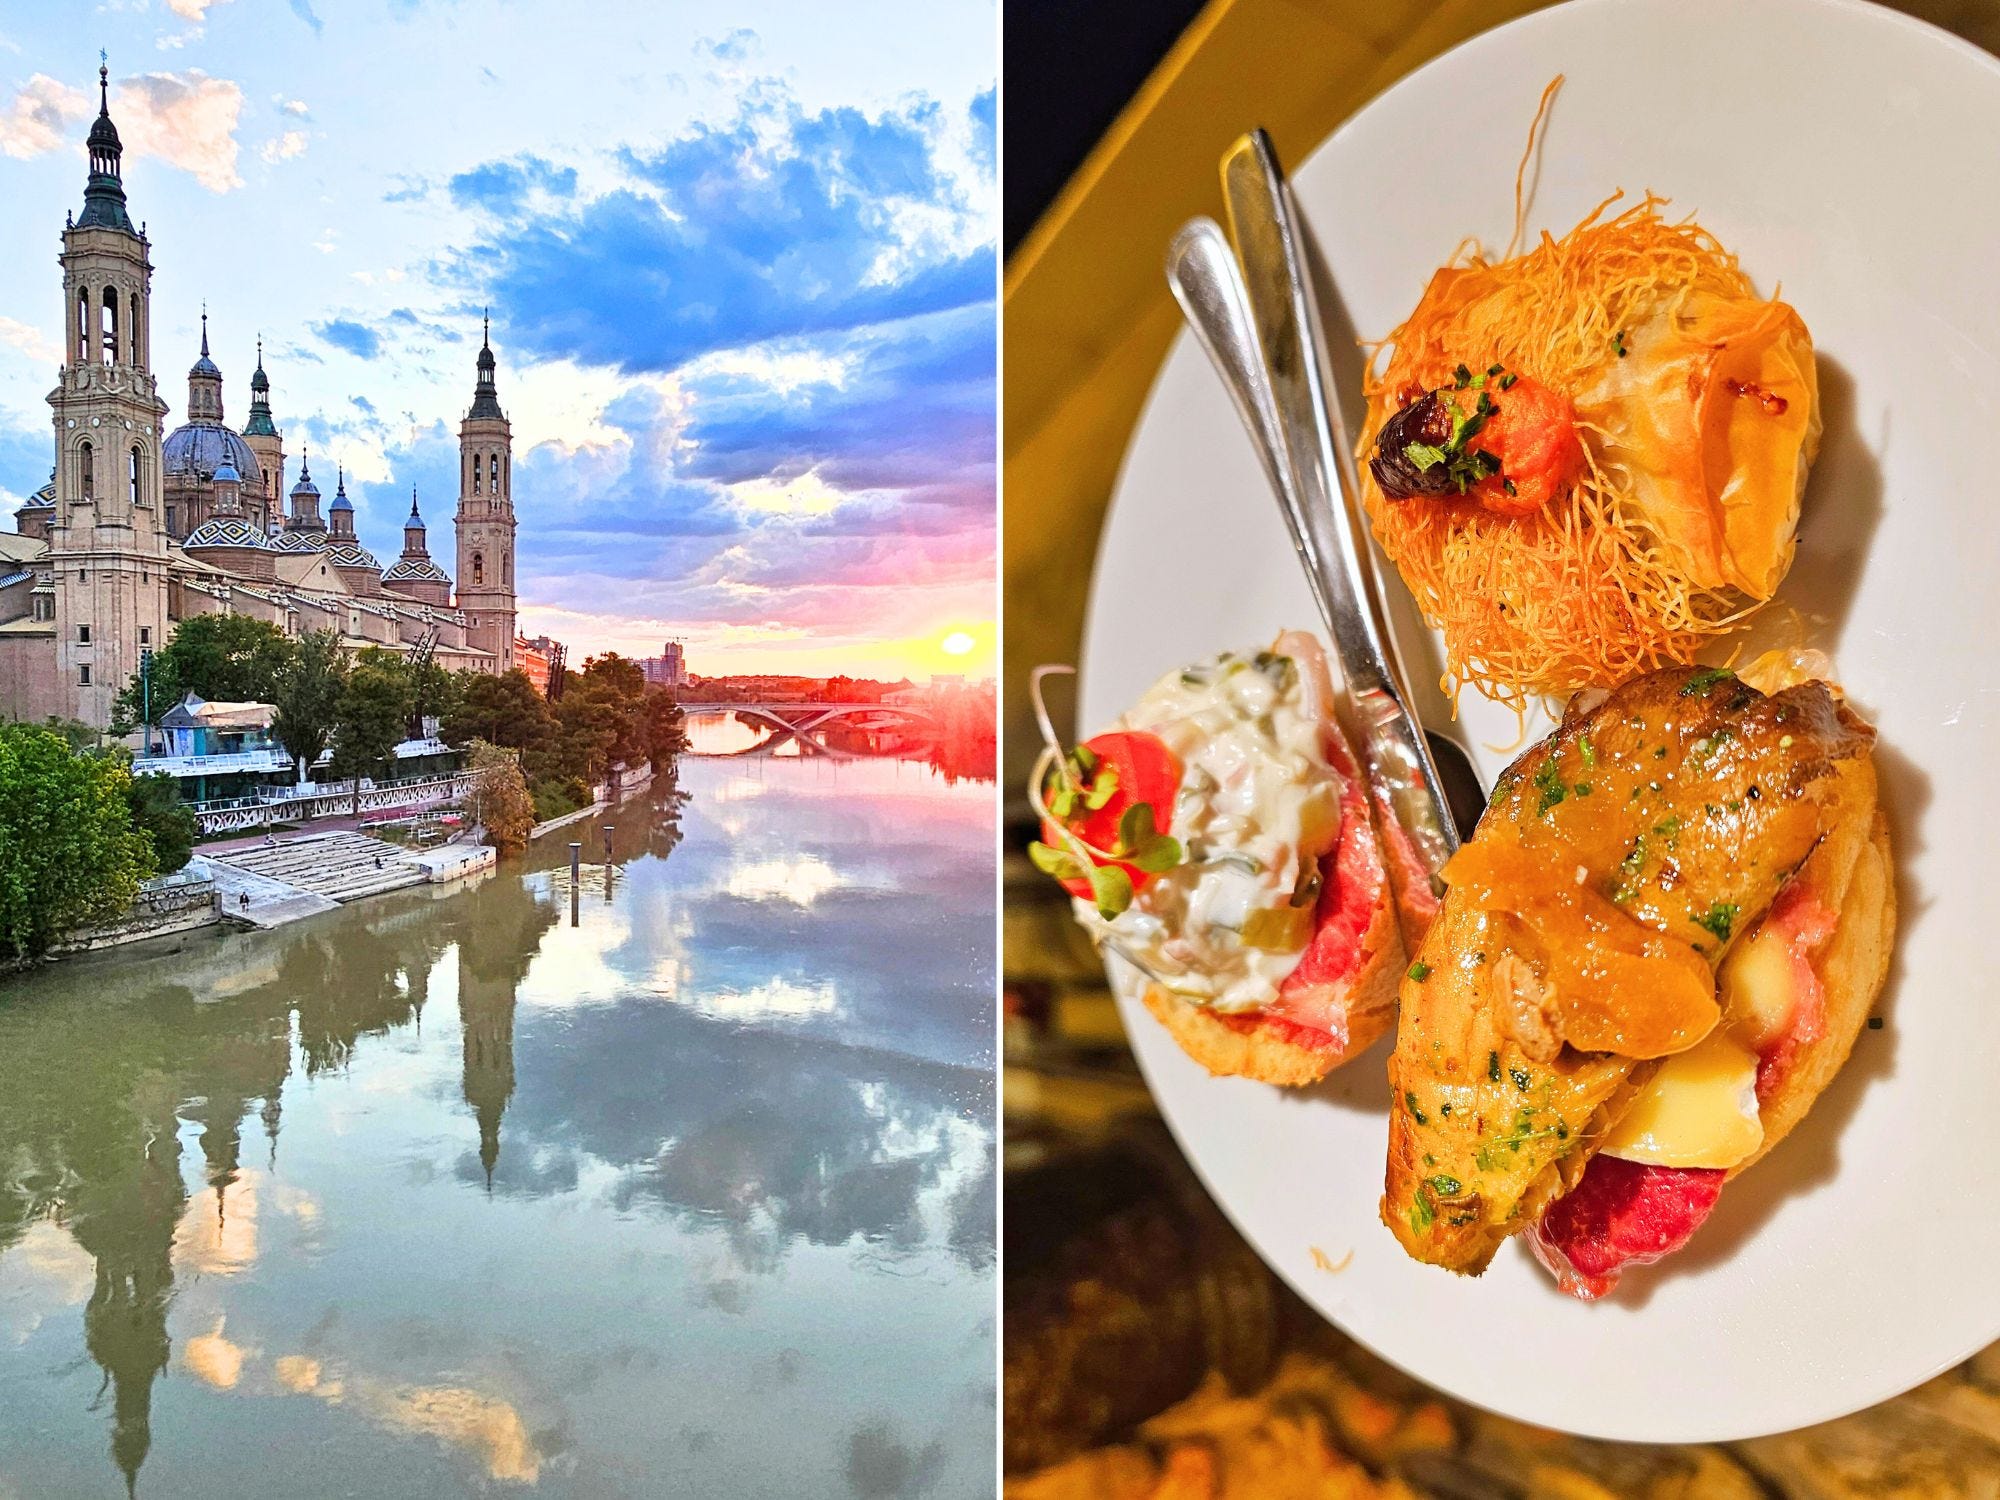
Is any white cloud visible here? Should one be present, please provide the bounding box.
[729,468,842,517]
[167,0,231,18]
[0,74,89,161]
[312,228,337,254]
[115,69,245,192]
[259,128,308,164]
[0,315,62,366]
[281,97,309,117]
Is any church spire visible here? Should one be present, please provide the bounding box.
[187,306,223,422]
[468,309,504,420]
[244,335,277,436]
[78,53,135,234]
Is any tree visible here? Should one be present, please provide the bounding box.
[0,724,156,961]
[642,686,687,767]
[271,629,348,782]
[112,614,293,735]
[329,656,412,811]
[462,739,535,854]
[442,669,552,752]
[125,770,195,874]
[553,691,623,784]
[408,653,457,740]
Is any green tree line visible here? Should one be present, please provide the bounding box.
[112,615,684,810]
[0,722,196,964]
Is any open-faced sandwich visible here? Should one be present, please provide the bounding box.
[1030,633,1408,1086]
[1381,658,1893,1297]
[1356,116,1821,710]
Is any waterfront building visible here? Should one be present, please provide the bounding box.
[0,67,523,734]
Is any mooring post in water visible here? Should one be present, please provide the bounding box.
[569,841,582,926]
[603,825,615,901]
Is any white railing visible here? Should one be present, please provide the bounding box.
[193,771,482,836]
[133,747,294,777]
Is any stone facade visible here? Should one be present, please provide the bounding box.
[0,71,527,732]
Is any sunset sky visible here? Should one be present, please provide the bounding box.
[0,1,995,682]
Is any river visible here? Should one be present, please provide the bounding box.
[0,747,996,1498]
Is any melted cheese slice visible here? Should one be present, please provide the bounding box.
[1599,1028,1764,1169]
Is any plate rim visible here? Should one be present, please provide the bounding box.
[1077,0,2000,1442]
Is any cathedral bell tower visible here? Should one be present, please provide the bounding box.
[242,337,285,528]
[454,313,516,673]
[48,61,170,730]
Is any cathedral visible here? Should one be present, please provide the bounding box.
[0,66,522,733]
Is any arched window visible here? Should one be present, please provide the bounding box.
[75,287,90,364]
[100,287,118,365]
[490,452,502,498]
[472,453,482,494]
[129,292,141,365]
[502,554,511,585]
[472,551,485,585]
[79,440,94,498]
[129,445,141,506]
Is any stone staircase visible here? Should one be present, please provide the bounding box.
[208,831,429,907]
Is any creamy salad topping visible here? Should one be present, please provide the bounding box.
[1079,650,1342,1012]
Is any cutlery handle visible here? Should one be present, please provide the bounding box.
[1218,130,1461,880]
[1165,220,1337,630]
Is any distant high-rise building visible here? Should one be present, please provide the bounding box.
[640,639,686,688]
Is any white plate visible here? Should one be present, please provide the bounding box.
[1079,0,2000,1442]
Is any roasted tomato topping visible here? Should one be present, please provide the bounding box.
[1370,367,1585,519]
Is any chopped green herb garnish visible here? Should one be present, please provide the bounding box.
[1533,759,1568,817]
[1654,745,1668,759]
[1453,363,1473,388]
[1407,961,1433,981]
[1427,1174,1464,1198]
[1578,734,1596,771]
[1502,477,1518,496]
[1404,1091,1429,1127]
[1680,667,1734,697]
[1574,781,1593,797]
[1488,1050,1501,1083]
[1510,1065,1532,1092]
[1409,1192,1436,1236]
[1694,901,1739,943]
[1614,329,1629,357]
[1497,372,1519,390]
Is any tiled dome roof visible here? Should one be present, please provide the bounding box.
[19,472,55,511]
[185,516,271,551]
[382,556,450,583]
[326,541,380,570]
[163,423,262,484]
[270,529,325,554]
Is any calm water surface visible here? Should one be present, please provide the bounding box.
[0,750,995,1498]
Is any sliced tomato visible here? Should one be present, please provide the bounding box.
[1038,730,1182,900]
[1467,374,1585,518]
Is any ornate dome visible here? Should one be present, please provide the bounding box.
[290,460,320,501]
[326,541,380,570]
[383,555,450,584]
[19,471,55,511]
[163,422,262,484]
[328,469,353,512]
[185,516,271,551]
[270,529,324,554]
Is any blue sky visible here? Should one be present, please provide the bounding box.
[0,1,995,680]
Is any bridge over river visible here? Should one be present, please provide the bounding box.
[676,699,942,757]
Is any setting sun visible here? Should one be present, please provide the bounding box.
[941,631,976,657]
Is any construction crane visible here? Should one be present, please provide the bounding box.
[408,624,441,740]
